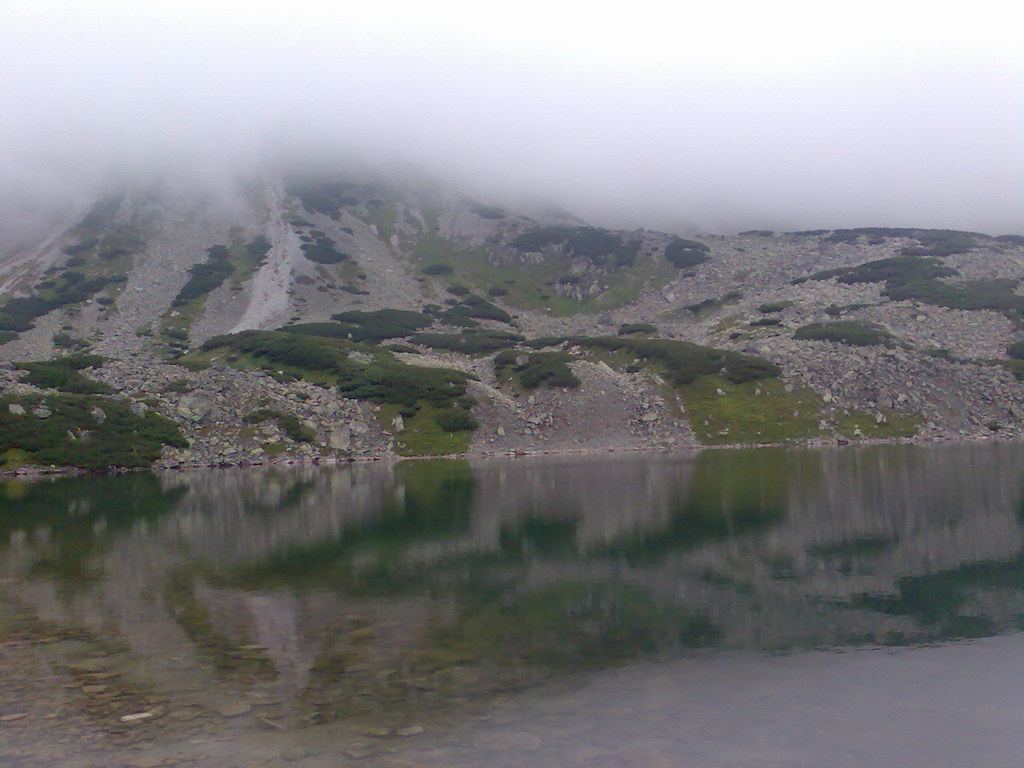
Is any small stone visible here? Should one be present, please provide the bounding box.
[33,406,52,419]
[215,702,251,718]
[7,403,25,415]
[120,712,153,723]
[0,713,28,722]
[396,725,424,737]
[81,684,109,695]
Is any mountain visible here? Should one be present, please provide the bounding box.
[2,166,1024,469]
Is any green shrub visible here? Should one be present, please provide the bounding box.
[173,245,232,305]
[294,310,433,342]
[576,337,779,385]
[17,355,112,394]
[434,408,478,432]
[618,323,657,335]
[810,255,956,285]
[286,178,359,219]
[758,301,793,313]
[1007,341,1024,360]
[440,295,513,325]
[686,291,743,314]
[511,226,639,267]
[0,393,186,468]
[749,317,782,327]
[202,330,474,412]
[488,286,509,296]
[277,414,315,442]
[664,238,711,268]
[412,330,524,354]
[495,350,580,389]
[793,321,895,347]
[52,332,88,350]
[0,271,123,333]
[300,235,349,265]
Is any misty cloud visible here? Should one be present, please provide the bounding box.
[2,0,1021,239]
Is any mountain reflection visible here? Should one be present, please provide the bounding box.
[1,443,1023,728]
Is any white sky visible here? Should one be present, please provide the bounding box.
[2,0,1022,233]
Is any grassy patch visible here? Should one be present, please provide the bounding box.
[834,409,921,439]
[413,233,669,317]
[379,403,473,456]
[682,376,824,444]
[794,321,896,347]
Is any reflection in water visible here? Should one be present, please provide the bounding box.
[1,443,1024,761]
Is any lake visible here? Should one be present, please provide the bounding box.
[1,443,1023,767]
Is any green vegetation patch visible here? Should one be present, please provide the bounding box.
[379,403,474,456]
[685,290,743,315]
[663,238,711,268]
[286,178,360,219]
[794,321,896,347]
[810,255,956,285]
[682,376,824,444]
[199,330,475,416]
[758,301,793,313]
[414,233,666,317]
[0,270,125,333]
[17,355,113,394]
[577,337,780,385]
[412,330,524,354]
[0,393,186,469]
[301,234,350,264]
[173,245,233,305]
[438,295,513,325]
[512,226,640,268]
[243,408,315,442]
[308,309,433,341]
[618,322,657,335]
[495,350,580,389]
[808,254,1024,317]
[834,409,921,439]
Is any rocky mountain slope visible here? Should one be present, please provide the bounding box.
[2,167,1024,469]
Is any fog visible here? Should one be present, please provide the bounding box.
[2,0,1022,238]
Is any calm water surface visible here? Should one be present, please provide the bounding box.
[1,443,1023,767]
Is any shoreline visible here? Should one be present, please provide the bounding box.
[1,431,1016,479]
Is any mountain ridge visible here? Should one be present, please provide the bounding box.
[2,168,1024,470]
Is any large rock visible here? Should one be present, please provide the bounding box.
[328,424,351,450]
[176,394,214,422]
[7,403,24,415]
